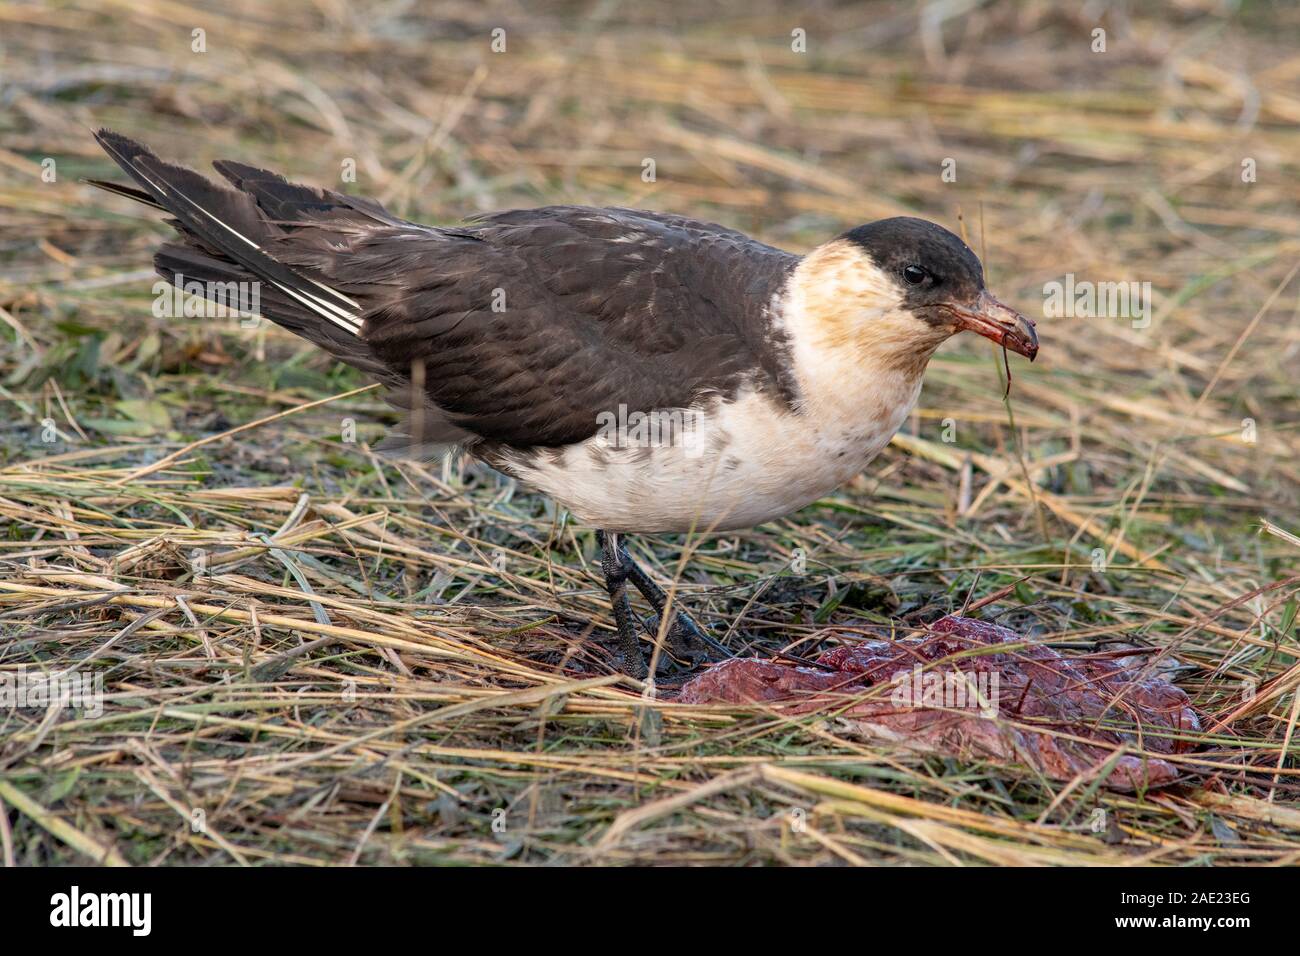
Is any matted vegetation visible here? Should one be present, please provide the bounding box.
[0,0,1298,865]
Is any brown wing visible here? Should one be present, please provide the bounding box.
[91,131,799,455]
[359,205,799,449]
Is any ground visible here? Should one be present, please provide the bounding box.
[0,0,1298,865]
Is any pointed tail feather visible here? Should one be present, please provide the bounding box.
[82,178,164,210]
[88,130,475,459]
[91,129,362,337]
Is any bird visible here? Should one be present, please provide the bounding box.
[88,130,1039,681]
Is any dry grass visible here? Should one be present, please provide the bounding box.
[1,0,1299,865]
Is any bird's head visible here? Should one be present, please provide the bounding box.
[792,217,1037,373]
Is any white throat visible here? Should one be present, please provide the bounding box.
[774,239,948,438]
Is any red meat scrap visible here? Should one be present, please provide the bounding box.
[677,615,1200,791]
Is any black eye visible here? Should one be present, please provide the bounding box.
[903,265,928,285]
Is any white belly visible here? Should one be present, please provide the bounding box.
[495,386,919,533]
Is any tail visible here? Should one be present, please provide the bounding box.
[88,130,482,457]
[89,129,386,377]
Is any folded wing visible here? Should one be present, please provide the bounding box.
[91,131,799,456]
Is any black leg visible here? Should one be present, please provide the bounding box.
[598,531,648,679]
[595,531,730,678]
[612,540,731,664]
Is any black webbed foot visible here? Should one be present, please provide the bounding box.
[595,530,730,679]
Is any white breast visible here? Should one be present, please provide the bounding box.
[496,243,944,534]
[497,380,921,533]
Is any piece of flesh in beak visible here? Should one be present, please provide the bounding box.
[946,291,1039,360]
